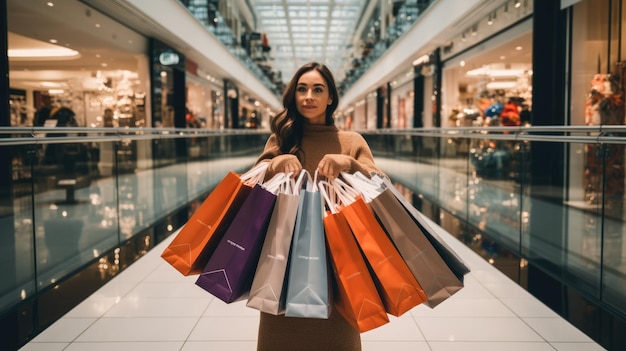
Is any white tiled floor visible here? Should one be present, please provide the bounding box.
[19,216,606,351]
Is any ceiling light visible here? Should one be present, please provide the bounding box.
[412,54,430,66]
[486,81,517,90]
[40,82,63,88]
[9,47,80,59]
[466,67,524,77]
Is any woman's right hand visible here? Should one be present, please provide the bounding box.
[268,154,303,176]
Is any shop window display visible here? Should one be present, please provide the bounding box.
[581,71,625,275]
[568,0,626,308]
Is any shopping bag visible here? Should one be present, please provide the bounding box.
[195,179,278,303]
[334,179,427,316]
[345,172,468,308]
[372,173,471,282]
[247,172,304,315]
[284,171,330,319]
[319,181,389,333]
[369,188,464,308]
[161,171,251,275]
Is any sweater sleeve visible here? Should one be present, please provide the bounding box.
[255,134,303,179]
[344,131,386,178]
[256,134,280,164]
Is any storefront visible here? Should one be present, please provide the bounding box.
[389,67,416,129]
[565,0,626,323]
[185,59,224,129]
[365,91,378,130]
[440,4,533,128]
[7,1,150,128]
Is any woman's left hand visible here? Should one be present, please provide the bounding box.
[317,154,352,179]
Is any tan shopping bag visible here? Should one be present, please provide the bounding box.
[246,190,300,314]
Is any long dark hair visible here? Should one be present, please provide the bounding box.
[270,62,339,157]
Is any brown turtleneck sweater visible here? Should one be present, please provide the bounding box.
[255,123,382,351]
[256,123,383,178]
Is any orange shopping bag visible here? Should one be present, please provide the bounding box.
[346,172,467,308]
[334,178,427,317]
[161,164,267,275]
[319,181,388,333]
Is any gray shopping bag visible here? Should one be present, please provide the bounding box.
[284,182,330,319]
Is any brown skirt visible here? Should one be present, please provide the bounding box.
[257,309,361,351]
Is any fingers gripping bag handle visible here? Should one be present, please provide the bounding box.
[241,162,269,185]
[340,172,382,203]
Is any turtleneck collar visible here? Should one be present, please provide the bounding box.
[302,122,339,135]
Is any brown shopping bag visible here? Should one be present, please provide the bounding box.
[319,181,389,333]
[333,179,427,317]
[247,172,303,315]
[160,163,267,275]
[344,172,466,308]
[372,174,471,282]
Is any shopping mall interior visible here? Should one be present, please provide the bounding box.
[1,0,625,350]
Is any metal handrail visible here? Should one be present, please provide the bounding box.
[1,126,625,146]
[0,127,271,146]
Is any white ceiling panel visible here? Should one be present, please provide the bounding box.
[253,0,366,82]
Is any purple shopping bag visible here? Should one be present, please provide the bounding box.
[195,183,277,303]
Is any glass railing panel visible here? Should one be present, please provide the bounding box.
[468,137,524,251]
[438,135,469,220]
[560,141,603,298]
[1,143,36,313]
[518,138,532,260]
[600,142,626,313]
[523,139,570,282]
[77,139,120,261]
[186,136,214,201]
[117,139,151,239]
[33,138,107,289]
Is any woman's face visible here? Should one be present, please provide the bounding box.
[295,70,332,124]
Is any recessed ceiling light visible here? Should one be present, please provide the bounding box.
[515,46,523,51]
[8,33,80,59]
[49,39,58,44]
[47,2,54,7]
[9,47,80,58]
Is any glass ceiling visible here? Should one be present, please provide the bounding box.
[252,0,366,84]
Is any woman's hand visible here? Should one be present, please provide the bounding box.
[317,154,352,179]
[269,154,303,176]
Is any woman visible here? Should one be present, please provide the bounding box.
[255,62,383,350]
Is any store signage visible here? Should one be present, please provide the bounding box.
[159,51,180,66]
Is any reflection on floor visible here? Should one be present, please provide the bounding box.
[19,213,605,351]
